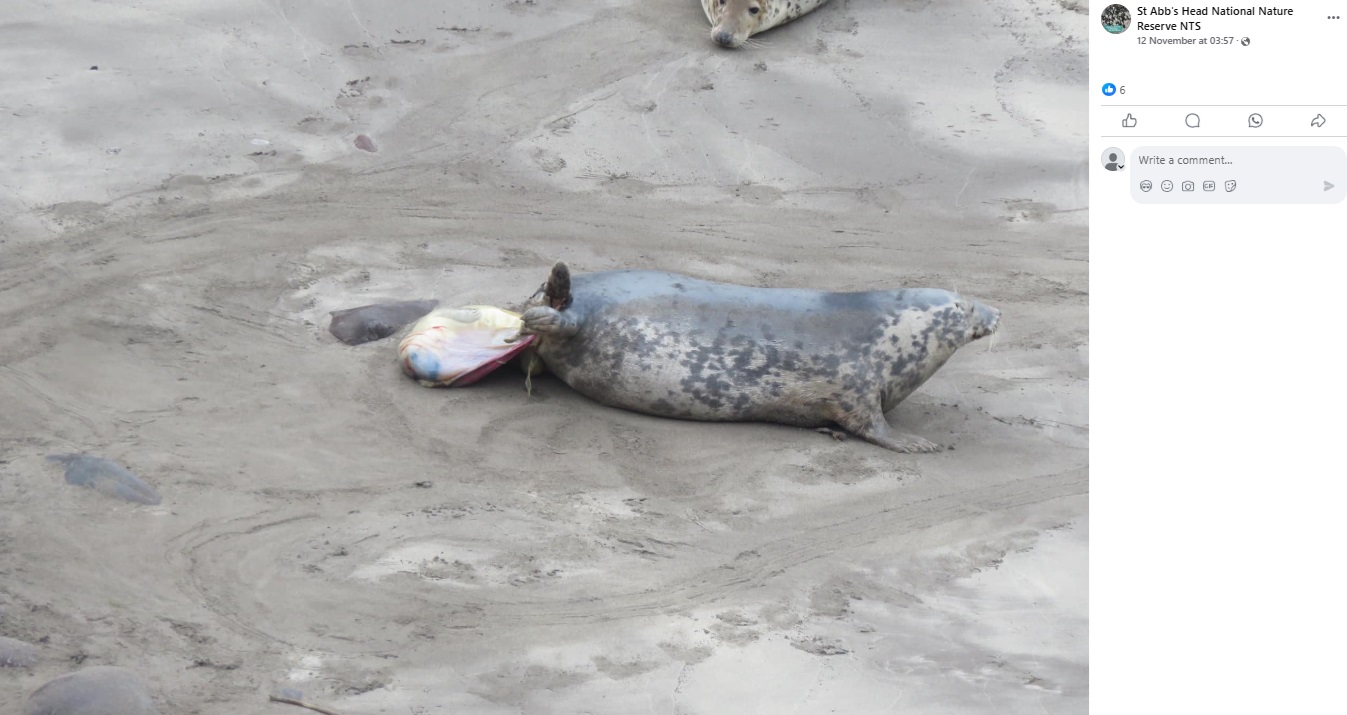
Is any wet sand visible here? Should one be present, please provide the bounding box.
[0,0,1088,712]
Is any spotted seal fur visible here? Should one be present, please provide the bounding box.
[516,262,1000,453]
[702,0,833,48]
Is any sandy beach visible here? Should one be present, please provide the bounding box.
[0,0,1087,712]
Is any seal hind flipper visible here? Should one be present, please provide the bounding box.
[544,261,572,310]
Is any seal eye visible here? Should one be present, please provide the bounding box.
[749,5,760,13]
[719,0,726,4]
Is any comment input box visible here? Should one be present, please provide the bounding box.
[1129,147,1347,204]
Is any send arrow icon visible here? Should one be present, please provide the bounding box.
[1326,181,1335,191]
[1312,114,1327,127]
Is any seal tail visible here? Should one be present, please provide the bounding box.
[545,260,572,310]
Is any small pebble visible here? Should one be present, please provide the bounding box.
[0,636,38,668]
[354,134,377,152]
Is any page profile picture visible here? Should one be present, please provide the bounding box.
[1101,5,1132,34]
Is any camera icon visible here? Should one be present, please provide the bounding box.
[1181,181,1195,192]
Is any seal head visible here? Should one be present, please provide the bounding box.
[703,0,832,48]
[708,0,767,48]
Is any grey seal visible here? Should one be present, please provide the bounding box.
[24,666,160,715]
[702,0,833,48]
[516,262,1000,452]
[47,454,161,505]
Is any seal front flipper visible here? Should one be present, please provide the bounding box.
[519,306,580,340]
[838,410,945,454]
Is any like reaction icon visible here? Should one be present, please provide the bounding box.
[1122,113,1137,128]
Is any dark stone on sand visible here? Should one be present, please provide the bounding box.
[328,299,438,345]
[354,134,377,152]
[0,636,38,667]
[47,454,162,505]
[24,666,160,715]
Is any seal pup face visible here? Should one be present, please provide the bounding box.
[709,0,767,48]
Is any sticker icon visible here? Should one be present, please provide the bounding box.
[1225,180,1237,192]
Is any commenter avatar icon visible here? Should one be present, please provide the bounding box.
[1101,147,1125,171]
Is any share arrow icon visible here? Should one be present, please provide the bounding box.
[1311,114,1327,128]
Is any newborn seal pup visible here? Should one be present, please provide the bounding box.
[702,0,833,48]
[516,262,1000,453]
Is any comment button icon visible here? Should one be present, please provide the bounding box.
[1185,113,1201,128]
